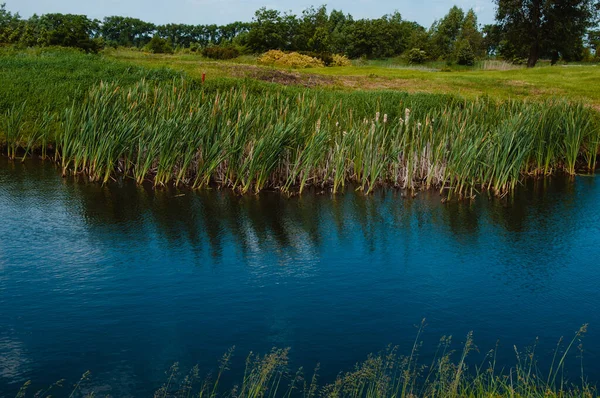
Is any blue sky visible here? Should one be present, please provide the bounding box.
[11,0,496,27]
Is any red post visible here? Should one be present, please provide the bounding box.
[202,72,206,83]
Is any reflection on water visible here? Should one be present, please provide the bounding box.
[1,158,600,397]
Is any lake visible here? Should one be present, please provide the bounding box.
[1,158,599,397]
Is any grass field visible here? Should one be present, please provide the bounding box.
[105,48,600,106]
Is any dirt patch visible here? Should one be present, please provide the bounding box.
[227,65,335,87]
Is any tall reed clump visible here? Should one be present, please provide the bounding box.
[14,324,594,398]
[3,79,600,198]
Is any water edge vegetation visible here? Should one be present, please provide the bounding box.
[13,323,594,398]
[1,50,599,198]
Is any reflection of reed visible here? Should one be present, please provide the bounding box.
[59,174,587,266]
[3,158,588,279]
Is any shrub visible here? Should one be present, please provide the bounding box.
[189,43,201,53]
[146,36,173,54]
[407,48,427,64]
[257,49,286,64]
[332,54,352,67]
[456,41,475,66]
[258,50,324,68]
[202,45,240,60]
[298,51,334,66]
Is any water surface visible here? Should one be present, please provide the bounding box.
[1,158,600,397]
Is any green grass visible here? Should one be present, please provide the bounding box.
[307,64,600,104]
[105,49,600,106]
[14,324,595,398]
[0,47,186,121]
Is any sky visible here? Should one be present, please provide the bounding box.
[10,0,497,28]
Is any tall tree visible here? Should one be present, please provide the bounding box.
[37,13,101,52]
[430,6,465,59]
[459,9,484,56]
[494,0,598,67]
[246,8,288,52]
[101,16,155,47]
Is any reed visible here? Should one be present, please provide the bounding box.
[14,325,594,398]
[2,79,599,198]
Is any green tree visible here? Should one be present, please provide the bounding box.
[430,6,465,59]
[482,24,502,56]
[494,0,599,67]
[295,5,328,51]
[146,34,173,54]
[246,8,288,52]
[456,39,475,65]
[345,13,419,58]
[101,16,155,47]
[0,3,22,43]
[328,9,352,54]
[589,29,600,55]
[37,13,101,52]
[459,9,484,57]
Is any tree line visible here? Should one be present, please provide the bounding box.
[0,1,598,67]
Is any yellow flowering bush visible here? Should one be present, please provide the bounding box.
[332,54,352,67]
[258,50,324,68]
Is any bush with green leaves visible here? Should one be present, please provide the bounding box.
[201,45,240,60]
[407,48,427,64]
[456,40,475,66]
[145,35,173,54]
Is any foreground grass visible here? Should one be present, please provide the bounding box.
[15,324,595,398]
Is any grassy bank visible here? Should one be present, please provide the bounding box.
[1,49,600,198]
[15,325,594,398]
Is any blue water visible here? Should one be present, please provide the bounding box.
[1,158,600,397]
